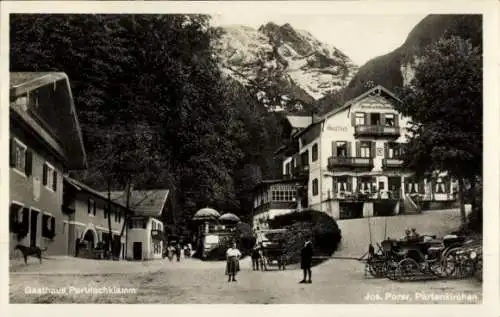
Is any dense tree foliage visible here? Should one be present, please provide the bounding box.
[10,14,284,232]
[396,36,482,224]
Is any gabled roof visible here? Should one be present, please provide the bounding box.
[10,72,87,169]
[101,190,170,217]
[63,176,132,212]
[293,85,401,140]
[320,85,401,122]
[286,115,312,129]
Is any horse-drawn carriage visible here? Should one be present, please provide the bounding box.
[365,234,480,281]
[256,229,288,271]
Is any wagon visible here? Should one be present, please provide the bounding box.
[260,243,287,271]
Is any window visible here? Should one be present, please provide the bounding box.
[370,113,381,125]
[88,199,96,216]
[43,162,57,191]
[312,179,319,196]
[270,184,298,202]
[360,141,371,158]
[300,151,309,166]
[358,178,374,192]
[387,143,401,158]
[312,143,318,161]
[355,113,365,126]
[336,141,348,157]
[9,203,25,233]
[334,177,349,192]
[11,138,31,175]
[385,113,395,127]
[42,213,56,239]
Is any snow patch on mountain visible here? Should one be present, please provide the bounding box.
[213,22,359,102]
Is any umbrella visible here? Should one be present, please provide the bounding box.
[192,207,220,221]
[219,213,241,223]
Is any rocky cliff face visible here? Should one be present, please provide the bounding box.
[212,22,358,110]
[333,14,482,104]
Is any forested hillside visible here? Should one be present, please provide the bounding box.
[10,14,284,231]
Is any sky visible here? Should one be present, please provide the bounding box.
[211,14,427,66]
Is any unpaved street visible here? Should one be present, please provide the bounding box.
[10,209,481,304]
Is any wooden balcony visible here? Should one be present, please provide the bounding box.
[382,158,404,168]
[327,156,373,170]
[355,125,400,138]
[333,190,401,201]
[292,164,309,179]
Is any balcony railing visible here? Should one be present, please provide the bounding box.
[332,190,401,201]
[382,158,404,168]
[355,125,401,138]
[327,156,373,170]
[292,164,309,179]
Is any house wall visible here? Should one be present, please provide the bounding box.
[9,123,66,256]
[126,217,163,260]
[66,191,127,257]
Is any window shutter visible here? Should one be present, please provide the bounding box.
[366,113,371,126]
[42,164,48,185]
[347,177,352,192]
[395,114,399,127]
[384,143,389,158]
[371,142,376,158]
[332,141,337,157]
[51,217,56,234]
[9,138,15,167]
[25,149,33,176]
[52,170,57,191]
[351,112,356,126]
[355,142,361,157]
[347,142,352,157]
[380,113,386,126]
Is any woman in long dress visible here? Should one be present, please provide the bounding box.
[226,241,241,282]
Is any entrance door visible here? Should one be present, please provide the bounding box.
[388,177,402,199]
[30,209,39,247]
[133,242,142,260]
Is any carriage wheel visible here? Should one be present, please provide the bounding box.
[429,253,456,278]
[367,257,387,278]
[385,260,399,280]
[397,258,420,281]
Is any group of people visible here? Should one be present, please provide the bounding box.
[225,240,314,284]
[166,243,192,262]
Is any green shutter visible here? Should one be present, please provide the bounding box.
[25,149,33,176]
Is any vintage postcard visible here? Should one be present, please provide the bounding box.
[1,0,498,316]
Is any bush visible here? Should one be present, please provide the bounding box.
[268,209,342,265]
[204,222,256,261]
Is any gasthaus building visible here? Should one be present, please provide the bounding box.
[252,85,457,227]
[9,72,87,256]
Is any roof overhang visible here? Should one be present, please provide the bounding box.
[10,72,88,170]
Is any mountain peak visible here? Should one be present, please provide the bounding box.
[213,22,358,103]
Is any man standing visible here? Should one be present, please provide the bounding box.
[251,245,260,271]
[300,240,313,284]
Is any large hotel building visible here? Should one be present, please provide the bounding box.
[252,85,457,229]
